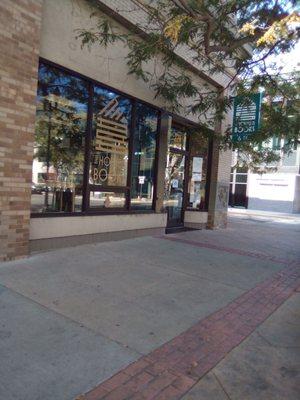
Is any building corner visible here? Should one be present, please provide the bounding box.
[0,0,43,261]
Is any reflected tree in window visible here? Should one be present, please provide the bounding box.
[32,63,88,213]
[131,103,158,209]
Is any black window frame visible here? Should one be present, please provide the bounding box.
[130,101,160,211]
[87,84,134,211]
[164,122,189,226]
[31,58,212,218]
[184,128,211,213]
[169,121,211,213]
[31,58,162,217]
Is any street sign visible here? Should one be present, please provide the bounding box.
[232,93,262,141]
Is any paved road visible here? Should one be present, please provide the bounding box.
[0,215,299,400]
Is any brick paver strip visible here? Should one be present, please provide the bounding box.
[159,235,290,265]
[77,259,300,400]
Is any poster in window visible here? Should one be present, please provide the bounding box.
[192,157,203,181]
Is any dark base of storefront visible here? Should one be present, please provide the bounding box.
[165,225,204,234]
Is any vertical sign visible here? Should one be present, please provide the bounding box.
[232,93,262,141]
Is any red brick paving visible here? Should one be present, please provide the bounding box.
[160,235,290,265]
[77,247,300,400]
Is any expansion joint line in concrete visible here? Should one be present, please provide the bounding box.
[76,259,300,400]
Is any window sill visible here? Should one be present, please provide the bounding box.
[30,209,162,218]
[185,208,208,212]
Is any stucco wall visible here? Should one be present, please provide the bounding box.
[30,213,167,239]
[39,0,218,122]
[40,0,162,106]
[98,0,234,89]
[247,173,298,213]
[184,211,208,228]
[293,175,300,213]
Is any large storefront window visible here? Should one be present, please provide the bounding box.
[131,103,159,209]
[89,86,131,209]
[187,133,208,210]
[31,62,88,213]
[32,60,207,217]
[90,86,131,188]
[32,60,159,215]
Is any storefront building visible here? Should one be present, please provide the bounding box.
[0,0,233,261]
[229,145,300,213]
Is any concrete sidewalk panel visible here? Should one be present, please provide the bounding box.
[0,285,138,400]
[0,236,283,354]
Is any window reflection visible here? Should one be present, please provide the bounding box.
[164,152,185,212]
[187,133,208,210]
[168,125,186,150]
[131,103,158,209]
[90,86,131,188]
[164,124,187,225]
[89,191,126,208]
[31,62,169,215]
[31,62,88,213]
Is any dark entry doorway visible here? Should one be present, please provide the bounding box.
[229,168,248,208]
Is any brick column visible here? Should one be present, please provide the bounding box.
[206,88,232,230]
[0,0,43,261]
[207,142,231,229]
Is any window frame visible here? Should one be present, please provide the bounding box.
[32,63,90,216]
[130,101,160,211]
[31,58,211,218]
[169,121,211,213]
[185,135,211,212]
[87,85,134,211]
[31,59,161,217]
[166,122,189,222]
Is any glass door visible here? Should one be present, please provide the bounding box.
[164,150,186,227]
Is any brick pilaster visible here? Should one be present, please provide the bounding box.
[0,0,43,261]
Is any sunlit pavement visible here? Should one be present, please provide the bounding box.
[229,207,300,224]
[0,215,299,400]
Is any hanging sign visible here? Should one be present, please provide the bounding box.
[232,93,262,141]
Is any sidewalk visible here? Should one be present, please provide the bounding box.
[182,290,300,400]
[0,216,299,400]
[228,207,300,222]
